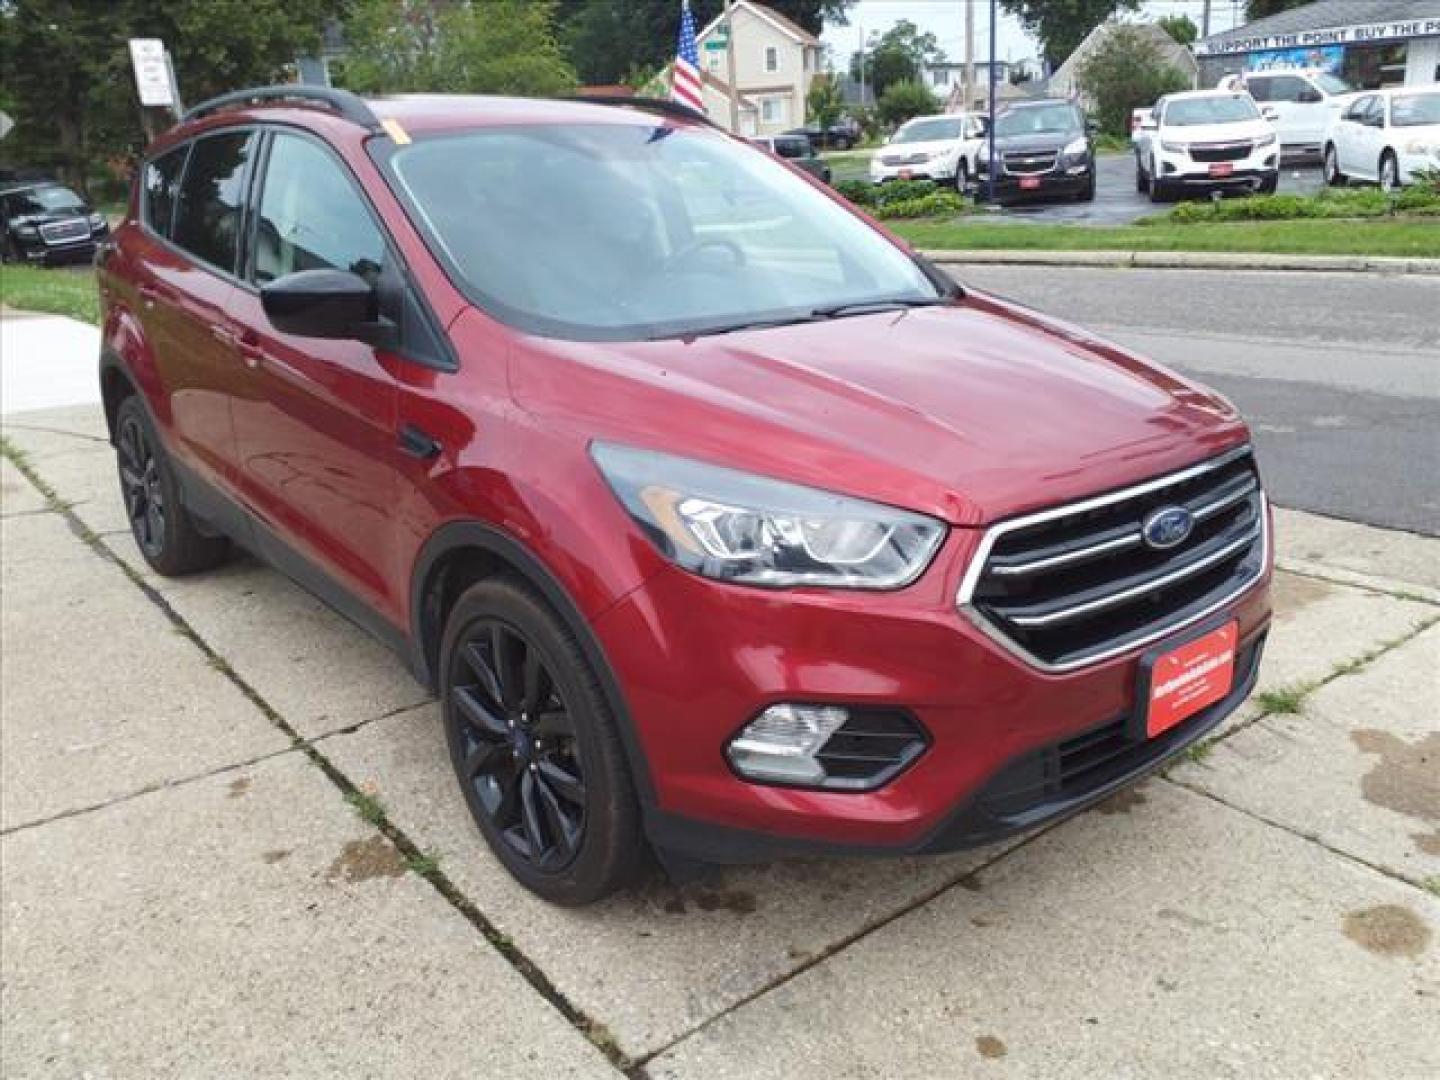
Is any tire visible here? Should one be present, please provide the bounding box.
[1136,160,1150,194]
[1379,152,1400,193]
[954,160,970,192]
[1257,172,1278,195]
[1149,177,1171,203]
[1323,144,1346,187]
[1078,172,1096,201]
[113,395,229,576]
[441,576,646,905]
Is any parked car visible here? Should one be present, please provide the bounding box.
[784,121,858,151]
[974,99,1096,203]
[0,181,110,264]
[1323,84,1440,190]
[100,88,1271,905]
[869,112,988,188]
[1134,90,1280,201]
[1224,68,1358,157]
[751,133,832,183]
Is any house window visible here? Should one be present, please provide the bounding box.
[933,68,950,86]
[765,46,779,73]
[707,50,721,73]
[761,96,786,124]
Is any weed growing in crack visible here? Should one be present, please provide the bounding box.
[345,789,387,826]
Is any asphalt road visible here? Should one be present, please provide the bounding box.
[955,265,1440,536]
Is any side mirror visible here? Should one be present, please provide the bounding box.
[260,268,396,347]
[1085,118,1100,134]
[1261,105,1279,121]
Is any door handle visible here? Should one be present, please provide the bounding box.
[398,423,442,461]
[139,284,161,310]
[236,333,265,370]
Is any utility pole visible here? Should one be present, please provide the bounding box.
[723,0,740,133]
[1202,0,1212,38]
[857,23,865,112]
[986,0,997,201]
[963,0,974,114]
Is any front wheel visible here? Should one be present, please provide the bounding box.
[954,160,970,192]
[1379,152,1400,193]
[1077,172,1096,201]
[1257,172,1279,195]
[1136,160,1150,193]
[1323,144,1346,187]
[113,395,229,576]
[441,577,646,905]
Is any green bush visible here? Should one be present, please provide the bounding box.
[877,80,940,128]
[1168,185,1440,224]
[835,179,876,207]
[874,191,969,219]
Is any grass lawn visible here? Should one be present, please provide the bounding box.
[0,265,100,324]
[890,217,1440,258]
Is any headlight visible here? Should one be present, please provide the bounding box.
[1256,133,1277,148]
[1160,139,1188,153]
[14,223,38,238]
[88,212,106,229]
[1062,137,1087,157]
[591,443,946,589]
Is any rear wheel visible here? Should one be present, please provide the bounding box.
[1257,171,1279,195]
[114,396,229,576]
[441,577,645,905]
[1323,145,1347,187]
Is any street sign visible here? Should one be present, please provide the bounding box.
[128,38,175,107]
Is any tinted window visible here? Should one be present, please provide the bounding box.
[1265,77,1310,103]
[141,147,187,237]
[1343,95,1373,121]
[994,104,1080,137]
[172,131,255,272]
[772,137,809,160]
[252,133,385,286]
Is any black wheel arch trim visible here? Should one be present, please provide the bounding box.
[411,521,658,808]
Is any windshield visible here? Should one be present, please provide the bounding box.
[994,104,1079,137]
[1391,92,1440,127]
[1165,95,1260,126]
[381,123,940,341]
[892,117,963,143]
[1314,72,1353,95]
[2,185,86,216]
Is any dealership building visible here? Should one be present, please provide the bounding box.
[1195,0,1440,89]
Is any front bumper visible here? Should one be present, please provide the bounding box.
[1154,146,1278,188]
[976,165,1090,201]
[870,159,960,183]
[13,233,103,265]
[594,523,1273,861]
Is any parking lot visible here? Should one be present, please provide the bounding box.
[3,284,1437,1076]
[830,150,1326,226]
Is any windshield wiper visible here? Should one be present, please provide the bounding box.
[651,314,824,340]
[811,297,947,319]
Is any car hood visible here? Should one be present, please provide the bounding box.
[505,293,1247,527]
[1163,119,1273,142]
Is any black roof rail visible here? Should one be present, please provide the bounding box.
[565,94,718,129]
[182,85,380,129]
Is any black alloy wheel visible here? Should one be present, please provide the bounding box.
[449,618,587,870]
[441,577,646,904]
[117,409,166,558]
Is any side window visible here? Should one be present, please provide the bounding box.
[251,132,385,286]
[1343,96,1370,121]
[141,145,188,238]
[1270,76,1310,103]
[1245,79,1270,103]
[764,46,779,73]
[172,131,255,272]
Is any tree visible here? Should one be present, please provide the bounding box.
[338,0,576,96]
[876,79,938,129]
[1246,0,1312,18]
[850,19,943,98]
[999,0,1140,70]
[559,0,853,86]
[1156,14,1198,47]
[1076,24,1190,138]
[0,0,342,193]
[807,72,845,129]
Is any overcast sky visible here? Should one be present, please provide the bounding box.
[819,0,1251,68]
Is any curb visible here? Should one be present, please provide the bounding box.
[920,249,1440,274]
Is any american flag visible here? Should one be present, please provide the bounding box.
[671,1,705,113]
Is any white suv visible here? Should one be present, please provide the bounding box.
[1135,90,1280,202]
[870,113,988,188]
[1226,68,1357,156]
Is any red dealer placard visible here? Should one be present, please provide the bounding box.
[1146,621,1237,737]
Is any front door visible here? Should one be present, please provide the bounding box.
[225,130,404,624]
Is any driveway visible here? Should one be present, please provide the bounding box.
[3,311,1438,1077]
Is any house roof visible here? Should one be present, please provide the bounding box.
[1199,0,1440,50]
[698,1,820,47]
[1050,21,1197,89]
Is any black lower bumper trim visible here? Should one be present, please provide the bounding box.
[646,624,1267,865]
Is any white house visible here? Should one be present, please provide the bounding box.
[692,1,823,135]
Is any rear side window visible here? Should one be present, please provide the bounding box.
[141,145,188,237]
[250,132,386,286]
[172,131,255,273]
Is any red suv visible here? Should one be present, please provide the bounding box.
[98,88,1271,904]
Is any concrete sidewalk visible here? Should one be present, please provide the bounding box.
[3,395,1437,1077]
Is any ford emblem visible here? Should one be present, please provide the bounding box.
[1142,506,1195,550]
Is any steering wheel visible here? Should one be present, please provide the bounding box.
[662,238,747,273]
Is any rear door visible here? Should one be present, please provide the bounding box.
[224,129,406,623]
[1251,75,1317,148]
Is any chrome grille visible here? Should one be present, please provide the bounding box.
[959,446,1266,671]
[1188,141,1253,163]
[40,218,89,244]
[1002,151,1057,175]
[881,152,929,166]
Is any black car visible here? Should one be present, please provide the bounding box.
[974,100,1097,204]
[0,182,110,265]
[783,122,858,151]
[750,134,832,184]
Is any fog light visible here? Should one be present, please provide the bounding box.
[727,704,847,785]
